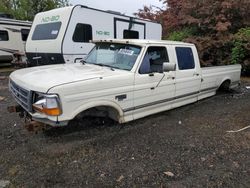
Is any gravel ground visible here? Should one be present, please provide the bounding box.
[0,75,249,188]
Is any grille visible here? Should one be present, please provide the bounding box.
[9,80,32,112]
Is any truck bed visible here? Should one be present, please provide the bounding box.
[200,64,241,99]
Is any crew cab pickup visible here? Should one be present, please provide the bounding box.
[9,39,241,127]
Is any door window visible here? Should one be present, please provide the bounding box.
[72,23,92,42]
[0,30,9,41]
[175,47,195,70]
[139,46,169,74]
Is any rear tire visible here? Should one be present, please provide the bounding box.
[219,80,230,91]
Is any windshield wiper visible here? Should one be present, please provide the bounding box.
[93,63,104,67]
[110,65,123,70]
[103,64,115,71]
[80,59,87,64]
[93,63,115,71]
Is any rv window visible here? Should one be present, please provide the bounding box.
[32,22,61,40]
[123,30,139,39]
[73,23,92,42]
[0,30,9,41]
[21,29,30,41]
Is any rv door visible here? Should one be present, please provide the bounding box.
[114,18,145,39]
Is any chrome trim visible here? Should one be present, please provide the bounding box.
[9,80,32,111]
[123,87,218,113]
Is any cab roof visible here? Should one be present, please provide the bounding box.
[92,39,194,47]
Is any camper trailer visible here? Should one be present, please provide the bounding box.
[26,5,162,66]
[0,17,31,64]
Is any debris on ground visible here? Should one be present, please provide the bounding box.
[7,135,13,139]
[0,76,7,80]
[226,125,250,133]
[0,180,10,188]
[8,165,19,176]
[232,161,240,168]
[116,175,124,182]
[163,171,174,177]
[152,123,157,127]
[100,173,105,178]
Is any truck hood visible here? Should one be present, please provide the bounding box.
[10,64,128,93]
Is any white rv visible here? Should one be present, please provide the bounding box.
[0,17,31,64]
[25,5,162,66]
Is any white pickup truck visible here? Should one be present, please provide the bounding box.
[9,39,241,127]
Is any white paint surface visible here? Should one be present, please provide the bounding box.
[69,0,164,16]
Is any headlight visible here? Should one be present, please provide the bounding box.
[32,93,62,116]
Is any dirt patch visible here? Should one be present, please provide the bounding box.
[0,75,249,187]
[242,76,250,82]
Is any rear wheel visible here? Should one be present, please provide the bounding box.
[219,80,231,91]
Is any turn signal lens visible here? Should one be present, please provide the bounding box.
[43,107,61,116]
[32,94,62,116]
[33,104,61,116]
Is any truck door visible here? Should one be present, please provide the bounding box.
[132,46,175,120]
[173,46,201,108]
[114,18,145,39]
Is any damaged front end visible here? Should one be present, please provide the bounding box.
[7,104,48,132]
[8,79,66,132]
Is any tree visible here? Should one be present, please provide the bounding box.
[136,0,250,36]
[136,0,250,68]
[0,0,69,21]
[135,4,168,36]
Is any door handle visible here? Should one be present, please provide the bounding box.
[167,75,175,79]
[193,72,199,76]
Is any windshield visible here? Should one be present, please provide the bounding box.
[85,43,141,71]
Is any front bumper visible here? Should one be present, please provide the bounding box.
[32,116,68,127]
[8,104,68,127]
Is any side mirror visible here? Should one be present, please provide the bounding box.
[163,62,176,72]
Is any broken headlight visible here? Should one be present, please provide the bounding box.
[32,93,62,116]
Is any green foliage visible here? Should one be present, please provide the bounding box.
[0,0,69,21]
[166,27,195,41]
[235,27,250,40]
[231,27,250,64]
[231,41,245,64]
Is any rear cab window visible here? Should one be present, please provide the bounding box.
[175,47,195,70]
[32,22,61,40]
[0,30,9,41]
